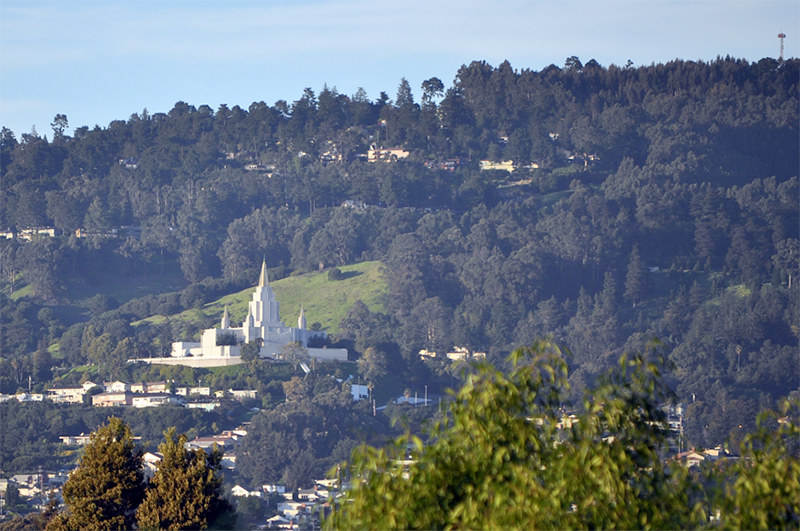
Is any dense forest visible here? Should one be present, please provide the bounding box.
[0,56,798,469]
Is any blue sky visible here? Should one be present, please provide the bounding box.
[1,0,797,139]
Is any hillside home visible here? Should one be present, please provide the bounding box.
[185,401,220,411]
[143,452,162,479]
[47,381,99,404]
[130,381,170,393]
[221,453,236,470]
[104,380,129,393]
[232,485,262,497]
[367,145,409,162]
[131,393,180,408]
[92,391,131,407]
[59,433,93,445]
[479,160,515,172]
[18,227,57,241]
[674,450,706,468]
[15,393,44,402]
[185,434,236,451]
[266,515,294,529]
[350,384,369,401]
[175,386,211,396]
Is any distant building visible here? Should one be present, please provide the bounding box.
[479,160,515,172]
[367,145,409,162]
[133,260,347,367]
[92,391,132,407]
[350,384,369,401]
[131,393,180,408]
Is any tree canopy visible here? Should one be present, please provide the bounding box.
[136,428,233,530]
[47,417,144,531]
[326,341,800,530]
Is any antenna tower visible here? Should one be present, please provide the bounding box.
[778,33,786,62]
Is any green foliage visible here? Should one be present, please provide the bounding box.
[356,346,388,385]
[327,341,697,529]
[48,417,144,531]
[136,428,234,530]
[327,267,343,281]
[709,401,800,529]
[327,343,800,530]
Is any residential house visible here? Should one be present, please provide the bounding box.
[185,401,220,411]
[446,346,470,361]
[15,393,44,402]
[296,488,319,502]
[479,160,515,172]
[18,227,57,241]
[131,393,180,408]
[221,453,236,470]
[674,449,706,468]
[75,228,119,238]
[424,159,460,172]
[277,501,307,518]
[47,382,96,404]
[59,433,93,446]
[47,387,86,404]
[103,381,129,393]
[231,485,261,497]
[262,484,287,494]
[175,386,211,397]
[350,384,369,401]
[265,515,294,529]
[185,434,236,451]
[142,452,162,479]
[214,388,257,400]
[367,145,409,162]
[228,389,257,401]
[92,391,132,407]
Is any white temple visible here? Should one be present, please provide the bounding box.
[134,261,347,367]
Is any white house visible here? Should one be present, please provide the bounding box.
[104,381,129,393]
[350,384,369,401]
[231,485,261,497]
[131,393,181,408]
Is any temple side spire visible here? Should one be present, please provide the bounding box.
[221,305,230,329]
[258,259,269,287]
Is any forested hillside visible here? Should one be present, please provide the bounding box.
[0,56,798,448]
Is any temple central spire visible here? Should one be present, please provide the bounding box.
[258,259,269,287]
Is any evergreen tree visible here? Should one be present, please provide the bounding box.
[47,417,144,531]
[136,428,234,531]
[624,245,648,307]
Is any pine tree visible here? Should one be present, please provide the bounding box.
[136,428,234,530]
[47,417,144,531]
[624,245,648,307]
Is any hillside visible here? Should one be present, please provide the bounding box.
[0,57,797,451]
[134,261,387,336]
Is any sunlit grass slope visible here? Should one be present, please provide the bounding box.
[137,261,387,336]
